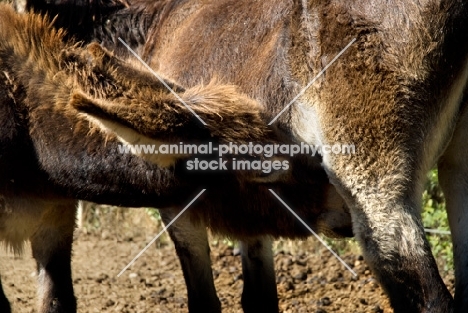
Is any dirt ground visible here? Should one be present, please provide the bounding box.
[0,208,455,313]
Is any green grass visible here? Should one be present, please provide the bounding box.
[422,169,453,271]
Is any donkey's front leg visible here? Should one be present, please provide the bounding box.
[240,236,279,313]
[160,209,221,313]
[30,201,77,313]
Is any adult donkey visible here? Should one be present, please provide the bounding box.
[34,0,468,312]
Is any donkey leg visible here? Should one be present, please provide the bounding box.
[321,150,453,313]
[240,236,278,313]
[30,201,77,313]
[0,276,11,313]
[439,103,468,313]
[306,105,454,311]
[160,209,221,313]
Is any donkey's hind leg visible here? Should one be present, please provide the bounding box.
[30,200,77,313]
[439,102,468,313]
[240,236,279,313]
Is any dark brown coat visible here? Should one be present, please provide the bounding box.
[0,4,351,313]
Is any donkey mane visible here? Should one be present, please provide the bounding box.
[0,5,70,76]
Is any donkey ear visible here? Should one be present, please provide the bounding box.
[70,91,203,144]
[70,92,163,144]
[71,83,276,145]
[70,92,181,167]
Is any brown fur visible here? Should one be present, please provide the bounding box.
[61,43,271,144]
[1,3,352,313]
[35,0,468,312]
[145,2,468,312]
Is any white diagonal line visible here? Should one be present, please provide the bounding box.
[424,228,451,235]
[268,38,356,125]
[269,189,357,277]
[118,37,207,126]
[117,189,206,277]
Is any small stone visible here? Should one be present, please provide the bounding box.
[281,280,295,291]
[319,297,331,306]
[95,273,109,283]
[105,299,115,307]
[293,270,307,281]
[101,230,110,240]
